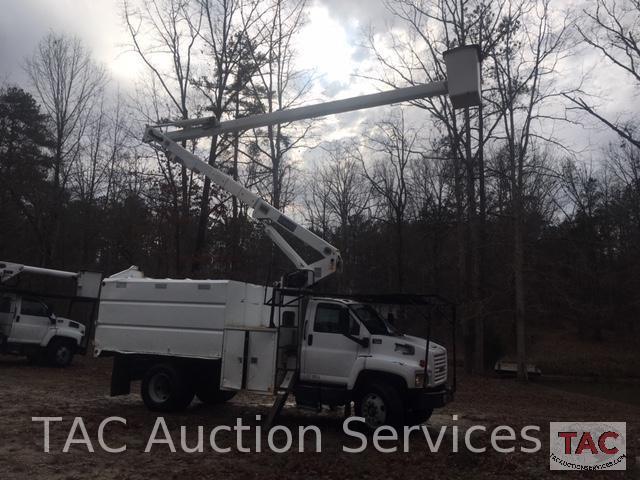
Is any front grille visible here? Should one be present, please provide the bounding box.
[432,351,447,385]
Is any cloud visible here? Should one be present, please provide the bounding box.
[316,0,391,30]
[0,0,132,87]
[1,0,637,166]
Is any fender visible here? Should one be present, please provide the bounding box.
[40,318,84,347]
[350,358,413,392]
[352,368,409,399]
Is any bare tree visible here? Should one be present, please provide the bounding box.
[607,143,640,223]
[305,141,371,290]
[304,168,332,239]
[361,111,418,292]
[190,0,263,274]
[124,0,203,275]
[409,149,455,289]
[25,33,106,265]
[567,0,640,149]
[491,0,573,379]
[245,0,312,211]
[369,0,523,373]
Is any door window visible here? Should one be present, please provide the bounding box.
[21,299,49,317]
[314,304,359,335]
[314,304,342,333]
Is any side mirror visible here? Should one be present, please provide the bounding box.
[49,313,57,325]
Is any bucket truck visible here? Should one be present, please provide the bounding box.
[0,261,102,366]
[93,45,481,428]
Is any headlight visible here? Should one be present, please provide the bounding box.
[415,372,426,388]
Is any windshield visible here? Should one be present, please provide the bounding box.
[351,304,399,336]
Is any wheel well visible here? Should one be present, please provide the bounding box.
[353,370,407,395]
[48,336,78,349]
[109,353,222,396]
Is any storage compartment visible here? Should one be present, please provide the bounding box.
[220,328,278,393]
[246,330,276,392]
[221,329,246,390]
[94,277,271,359]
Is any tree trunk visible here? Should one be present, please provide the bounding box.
[514,202,527,381]
[192,135,220,275]
[476,104,486,374]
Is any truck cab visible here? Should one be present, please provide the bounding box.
[296,297,450,428]
[0,293,85,366]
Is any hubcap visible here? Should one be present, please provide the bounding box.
[149,373,171,403]
[56,346,71,364]
[362,393,387,427]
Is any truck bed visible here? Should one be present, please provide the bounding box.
[94,277,272,359]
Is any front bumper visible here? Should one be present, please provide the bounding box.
[407,385,453,410]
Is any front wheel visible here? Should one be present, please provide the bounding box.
[46,338,75,367]
[355,383,405,430]
[141,363,194,412]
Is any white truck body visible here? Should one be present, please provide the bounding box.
[94,272,291,393]
[95,276,271,358]
[94,270,451,428]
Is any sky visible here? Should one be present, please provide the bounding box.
[0,0,637,163]
[0,0,384,95]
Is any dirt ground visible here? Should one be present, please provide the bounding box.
[0,354,638,479]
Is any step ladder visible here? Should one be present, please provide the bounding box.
[263,288,306,428]
[264,369,296,428]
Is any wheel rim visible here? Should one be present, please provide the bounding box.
[362,392,387,428]
[56,346,71,365]
[149,373,171,403]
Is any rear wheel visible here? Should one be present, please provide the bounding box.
[141,363,194,412]
[355,382,405,430]
[47,338,75,367]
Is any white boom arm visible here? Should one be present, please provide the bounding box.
[144,127,341,285]
[143,45,481,287]
[0,261,77,284]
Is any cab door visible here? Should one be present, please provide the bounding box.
[300,302,364,386]
[9,297,51,344]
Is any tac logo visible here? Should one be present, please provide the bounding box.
[549,422,626,470]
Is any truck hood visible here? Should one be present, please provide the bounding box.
[364,333,448,387]
[369,333,445,368]
[54,316,86,335]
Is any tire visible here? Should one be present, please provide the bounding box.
[141,363,194,412]
[195,384,237,405]
[46,338,75,367]
[355,382,405,430]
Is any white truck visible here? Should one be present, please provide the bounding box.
[95,267,452,427]
[0,262,102,366]
[94,45,481,428]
